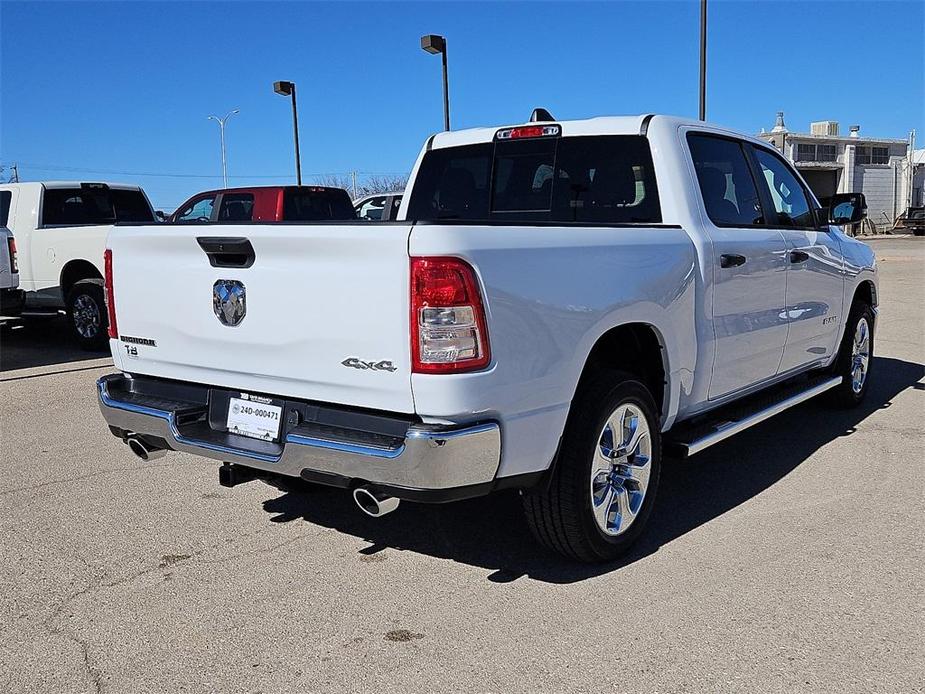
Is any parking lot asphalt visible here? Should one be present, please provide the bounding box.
[1,237,922,694]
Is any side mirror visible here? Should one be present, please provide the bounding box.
[827,192,867,226]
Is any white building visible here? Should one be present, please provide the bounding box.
[759,113,916,230]
[912,148,925,209]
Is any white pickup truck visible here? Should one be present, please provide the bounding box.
[96,114,877,562]
[0,226,23,317]
[0,182,156,348]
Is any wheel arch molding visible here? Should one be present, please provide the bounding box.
[574,321,672,425]
[60,258,103,299]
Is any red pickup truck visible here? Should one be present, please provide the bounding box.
[169,185,356,223]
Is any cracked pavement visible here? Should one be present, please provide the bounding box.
[1,237,922,693]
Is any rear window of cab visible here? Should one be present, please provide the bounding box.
[41,187,154,226]
[407,135,661,224]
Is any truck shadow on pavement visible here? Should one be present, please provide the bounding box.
[259,356,924,584]
[0,316,107,372]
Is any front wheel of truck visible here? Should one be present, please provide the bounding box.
[827,300,875,408]
[523,370,662,563]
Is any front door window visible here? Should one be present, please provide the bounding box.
[752,148,814,228]
[176,196,216,222]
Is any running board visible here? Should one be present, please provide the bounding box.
[667,375,842,458]
[20,310,63,317]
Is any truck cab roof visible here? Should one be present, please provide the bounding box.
[0,181,146,192]
[187,185,347,195]
[429,114,771,149]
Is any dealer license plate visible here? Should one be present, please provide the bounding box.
[226,396,283,442]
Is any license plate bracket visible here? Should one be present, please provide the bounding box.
[225,394,283,442]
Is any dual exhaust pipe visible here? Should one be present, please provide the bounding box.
[352,485,400,518]
[123,436,399,517]
[126,435,166,461]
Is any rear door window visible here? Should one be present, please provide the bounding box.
[687,133,765,227]
[283,188,356,221]
[406,135,661,224]
[175,195,217,222]
[217,193,255,222]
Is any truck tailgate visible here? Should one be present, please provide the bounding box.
[108,223,414,413]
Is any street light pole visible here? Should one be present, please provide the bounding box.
[421,34,450,131]
[207,109,240,188]
[289,84,302,186]
[274,80,302,185]
[440,45,449,131]
[699,0,707,121]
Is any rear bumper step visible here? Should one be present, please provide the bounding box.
[666,375,842,457]
[97,373,501,491]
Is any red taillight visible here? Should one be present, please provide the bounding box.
[104,249,118,339]
[7,237,17,274]
[411,257,490,374]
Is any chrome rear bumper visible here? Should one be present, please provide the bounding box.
[97,374,501,491]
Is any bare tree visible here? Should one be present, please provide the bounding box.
[316,173,353,191]
[315,173,408,200]
[358,174,408,197]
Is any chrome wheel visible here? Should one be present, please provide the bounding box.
[72,294,101,339]
[589,403,652,537]
[850,317,870,394]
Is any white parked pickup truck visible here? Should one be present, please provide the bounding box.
[96,114,877,562]
[0,182,156,348]
[0,226,24,317]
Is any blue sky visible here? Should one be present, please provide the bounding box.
[2,1,922,211]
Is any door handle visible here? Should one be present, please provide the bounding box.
[790,250,810,264]
[720,254,746,268]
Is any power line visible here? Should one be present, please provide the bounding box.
[10,163,308,179]
[2,161,409,180]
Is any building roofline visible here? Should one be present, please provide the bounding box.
[759,132,908,145]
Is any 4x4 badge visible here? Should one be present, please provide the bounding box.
[341,358,397,373]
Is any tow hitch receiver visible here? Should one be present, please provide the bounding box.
[218,463,258,488]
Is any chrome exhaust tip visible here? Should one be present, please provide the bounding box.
[352,486,400,518]
[126,435,167,462]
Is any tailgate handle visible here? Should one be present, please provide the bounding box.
[197,237,255,268]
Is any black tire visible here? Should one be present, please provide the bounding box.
[912,228,925,237]
[66,280,109,351]
[523,370,662,563]
[827,300,874,408]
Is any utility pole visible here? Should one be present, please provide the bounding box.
[351,171,358,200]
[699,0,707,121]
